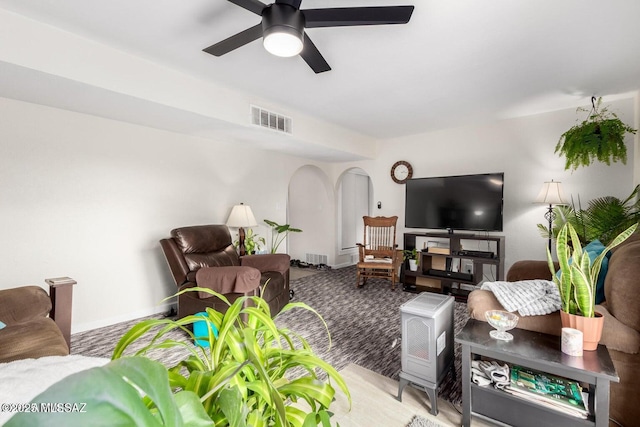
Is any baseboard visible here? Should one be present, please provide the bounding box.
[330,261,355,269]
[72,302,176,334]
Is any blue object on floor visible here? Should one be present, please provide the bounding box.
[193,312,218,348]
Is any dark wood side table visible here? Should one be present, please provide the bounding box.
[455,319,618,427]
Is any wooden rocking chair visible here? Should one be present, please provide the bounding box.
[356,216,402,290]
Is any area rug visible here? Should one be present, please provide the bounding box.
[274,265,468,406]
[406,414,446,427]
[71,265,469,406]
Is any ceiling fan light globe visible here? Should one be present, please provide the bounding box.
[263,29,303,57]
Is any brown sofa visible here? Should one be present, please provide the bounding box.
[0,279,75,363]
[468,234,640,427]
[160,224,290,319]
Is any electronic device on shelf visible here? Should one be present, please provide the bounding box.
[404,172,504,232]
[427,269,474,281]
[453,250,495,258]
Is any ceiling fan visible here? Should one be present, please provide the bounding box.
[203,0,414,73]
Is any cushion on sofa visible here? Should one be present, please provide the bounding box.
[605,238,640,332]
[582,240,610,304]
[506,260,554,282]
[0,317,69,363]
[595,304,640,354]
[467,289,562,336]
[554,239,609,304]
[0,286,52,325]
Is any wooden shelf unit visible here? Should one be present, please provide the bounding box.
[401,232,505,300]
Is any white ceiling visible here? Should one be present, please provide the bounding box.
[1,0,640,160]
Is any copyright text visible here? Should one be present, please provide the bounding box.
[1,402,87,413]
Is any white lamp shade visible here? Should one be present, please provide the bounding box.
[226,204,258,228]
[535,181,567,205]
[263,28,303,57]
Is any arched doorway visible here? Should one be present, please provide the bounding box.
[287,165,335,266]
[335,168,373,266]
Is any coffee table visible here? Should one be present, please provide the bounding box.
[455,319,618,427]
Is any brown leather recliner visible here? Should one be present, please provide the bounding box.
[160,225,290,319]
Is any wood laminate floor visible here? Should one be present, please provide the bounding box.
[330,364,493,427]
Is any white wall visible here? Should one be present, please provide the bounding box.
[287,165,335,264]
[332,97,636,272]
[0,96,330,332]
[2,93,636,332]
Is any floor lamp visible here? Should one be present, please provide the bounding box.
[535,180,568,253]
[226,203,258,256]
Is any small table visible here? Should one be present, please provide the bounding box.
[455,320,619,427]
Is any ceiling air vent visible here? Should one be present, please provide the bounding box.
[251,105,292,134]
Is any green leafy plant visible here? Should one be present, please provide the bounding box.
[537,185,640,245]
[402,248,418,261]
[556,96,637,171]
[264,219,302,254]
[547,222,637,317]
[6,357,215,426]
[234,228,265,254]
[112,289,350,427]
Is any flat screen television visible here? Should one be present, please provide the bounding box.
[405,172,504,232]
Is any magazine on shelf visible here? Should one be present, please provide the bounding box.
[503,386,589,419]
[505,365,590,419]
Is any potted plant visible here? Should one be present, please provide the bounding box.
[555,96,637,171]
[234,228,265,254]
[547,222,637,350]
[537,185,640,246]
[403,248,419,271]
[7,292,349,426]
[264,219,302,254]
[112,289,350,426]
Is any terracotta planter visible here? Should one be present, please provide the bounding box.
[560,311,604,351]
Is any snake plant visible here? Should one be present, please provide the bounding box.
[548,222,637,317]
[112,289,350,427]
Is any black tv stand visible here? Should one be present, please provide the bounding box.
[423,231,477,238]
[401,232,505,301]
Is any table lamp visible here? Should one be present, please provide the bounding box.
[226,203,258,256]
[535,180,568,252]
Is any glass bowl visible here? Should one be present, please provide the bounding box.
[485,310,519,341]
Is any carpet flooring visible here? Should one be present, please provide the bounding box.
[407,415,446,427]
[71,266,469,406]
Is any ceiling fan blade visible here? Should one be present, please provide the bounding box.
[227,0,265,16]
[304,6,414,28]
[203,24,263,56]
[300,34,331,74]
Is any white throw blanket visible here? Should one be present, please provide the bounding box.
[480,280,561,316]
[0,355,109,424]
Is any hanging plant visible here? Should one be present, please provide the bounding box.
[555,96,637,171]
